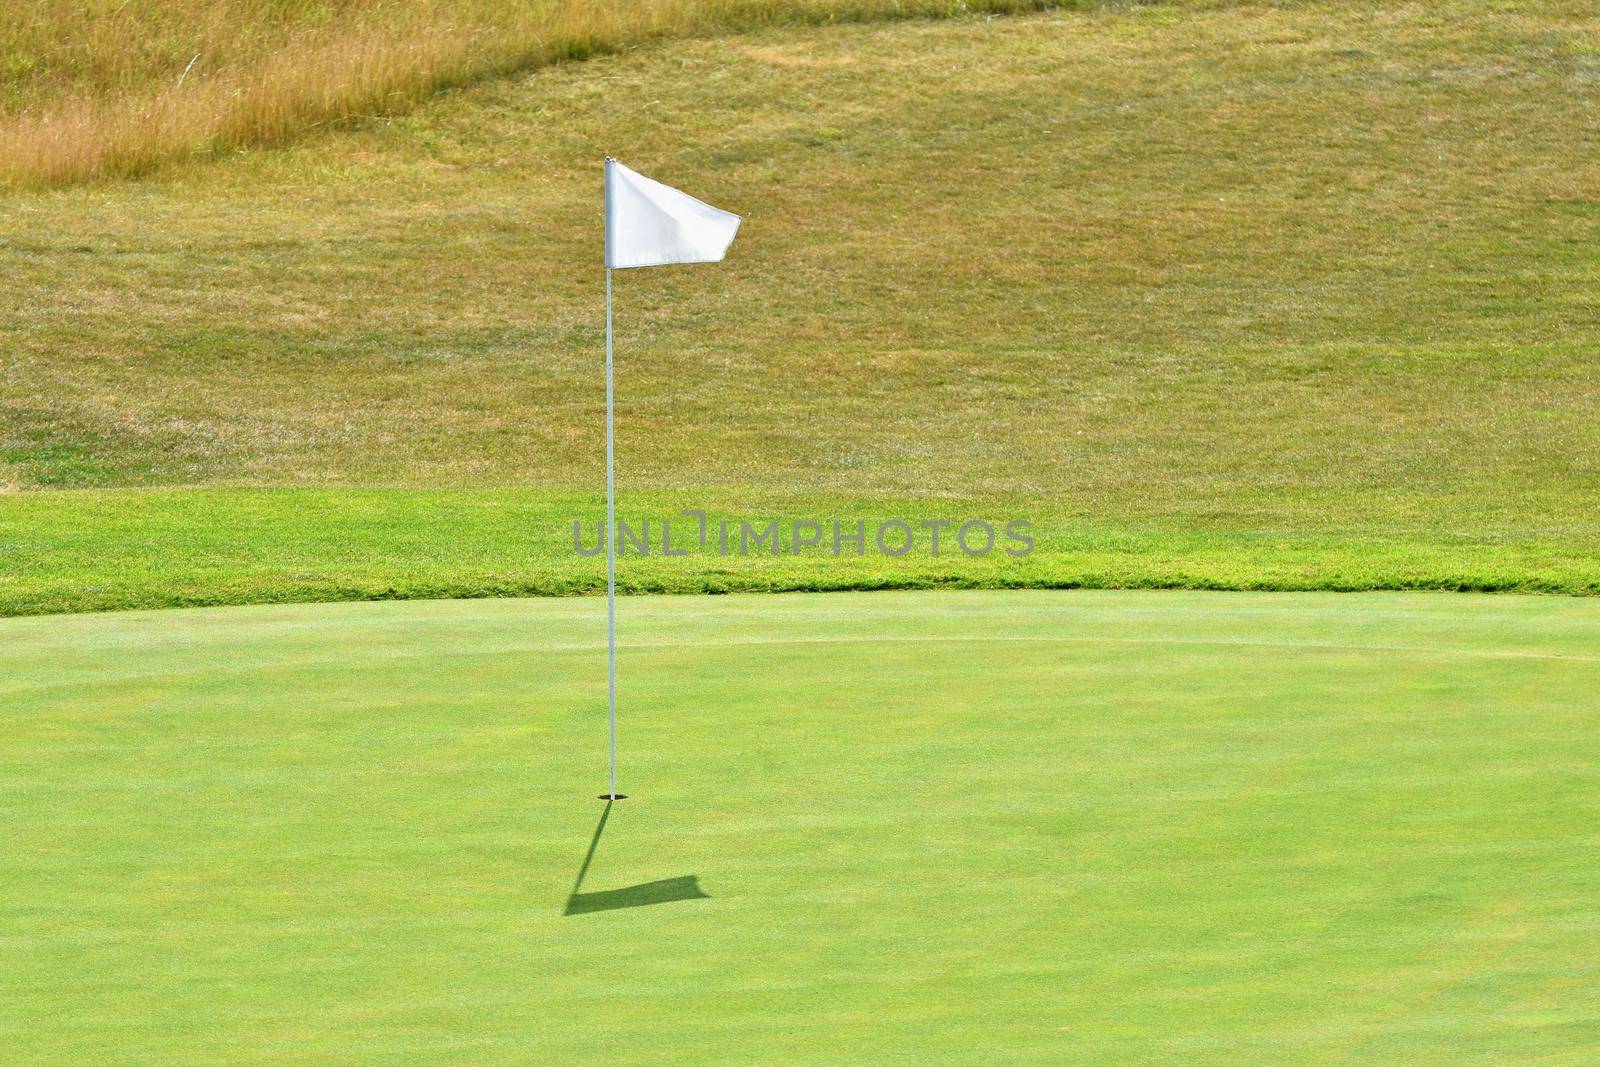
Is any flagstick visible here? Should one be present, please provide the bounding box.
[605,264,618,801]
[598,154,736,801]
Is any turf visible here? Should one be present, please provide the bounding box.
[3,2,1599,612]
[4,589,1599,1061]
[3,487,1599,618]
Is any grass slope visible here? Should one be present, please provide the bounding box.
[3,2,1599,612]
[1,0,1051,186]
[3,589,1599,1061]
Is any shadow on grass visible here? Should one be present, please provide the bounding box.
[564,800,708,916]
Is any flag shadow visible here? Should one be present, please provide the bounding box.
[565,875,708,916]
[564,801,708,916]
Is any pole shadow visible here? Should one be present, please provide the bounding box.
[564,801,709,917]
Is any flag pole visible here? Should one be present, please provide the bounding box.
[605,262,617,801]
[603,157,622,802]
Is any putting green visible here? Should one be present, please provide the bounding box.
[3,590,1599,1062]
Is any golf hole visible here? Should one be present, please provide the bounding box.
[599,794,628,800]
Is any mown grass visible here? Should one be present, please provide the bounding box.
[2,2,1598,613]
[5,590,1600,1060]
[2,489,1598,617]
[0,0,1054,187]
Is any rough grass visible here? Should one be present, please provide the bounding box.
[2,2,1598,614]
[0,0,1055,187]
[4,590,1599,1060]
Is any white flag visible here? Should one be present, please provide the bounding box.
[604,158,741,270]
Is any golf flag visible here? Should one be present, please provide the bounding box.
[597,157,740,801]
[604,157,741,270]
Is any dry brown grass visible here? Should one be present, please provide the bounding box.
[0,0,1053,187]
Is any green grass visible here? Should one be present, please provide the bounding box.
[2,488,1599,617]
[3,2,1599,612]
[4,588,1599,1061]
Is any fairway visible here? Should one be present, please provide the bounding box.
[4,589,1598,1061]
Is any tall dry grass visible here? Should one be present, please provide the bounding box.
[0,0,1055,187]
